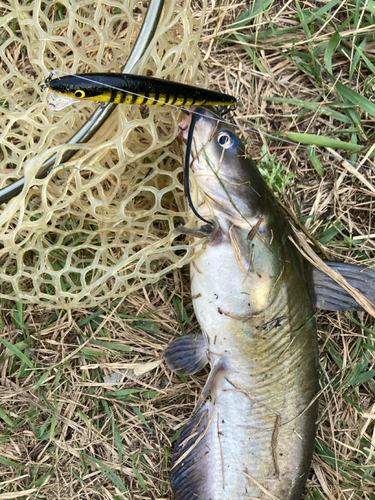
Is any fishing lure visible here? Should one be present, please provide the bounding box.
[41,72,238,107]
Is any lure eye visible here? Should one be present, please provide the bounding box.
[217,129,239,150]
[74,90,85,98]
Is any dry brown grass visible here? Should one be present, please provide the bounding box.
[0,270,204,499]
[1,0,375,499]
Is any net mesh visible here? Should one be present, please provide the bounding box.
[0,0,207,308]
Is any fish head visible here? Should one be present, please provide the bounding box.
[180,106,275,222]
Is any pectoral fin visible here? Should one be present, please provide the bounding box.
[313,261,375,311]
[164,334,209,375]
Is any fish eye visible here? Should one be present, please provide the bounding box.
[217,130,239,150]
[74,90,85,98]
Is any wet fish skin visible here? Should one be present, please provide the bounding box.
[167,107,320,499]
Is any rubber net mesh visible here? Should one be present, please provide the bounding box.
[0,0,208,308]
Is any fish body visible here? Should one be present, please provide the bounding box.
[164,107,375,499]
[187,224,318,499]
[43,73,237,106]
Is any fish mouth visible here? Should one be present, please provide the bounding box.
[179,105,221,227]
[178,106,220,132]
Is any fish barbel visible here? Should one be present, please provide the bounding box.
[164,107,375,499]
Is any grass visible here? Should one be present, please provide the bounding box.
[0,286,196,498]
[258,143,297,192]
[214,3,375,497]
[1,0,375,499]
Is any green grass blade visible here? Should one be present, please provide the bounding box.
[324,32,341,74]
[352,369,375,385]
[317,224,342,244]
[132,455,149,493]
[334,79,375,118]
[313,0,344,16]
[357,49,375,77]
[227,0,275,30]
[81,452,128,492]
[0,456,20,466]
[89,339,131,351]
[0,407,14,426]
[0,337,35,369]
[132,405,152,430]
[233,34,266,72]
[269,130,365,151]
[350,37,367,80]
[34,369,52,391]
[307,147,324,176]
[295,0,311,38]
[265,97,351,123]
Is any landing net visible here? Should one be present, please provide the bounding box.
[0,0,207,308]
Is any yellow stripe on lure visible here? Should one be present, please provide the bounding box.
[42,73,238,107]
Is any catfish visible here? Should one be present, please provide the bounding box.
[164,106,375,500]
